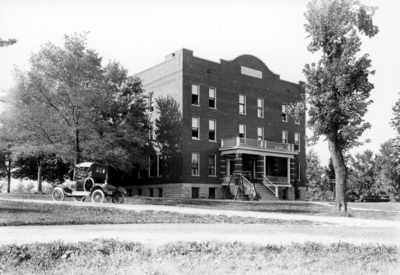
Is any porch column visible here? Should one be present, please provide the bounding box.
[220,155,226,183]
[234,153,242,172]
[290,159,296,186]
[287,157,291,185]
[256,155,264,183]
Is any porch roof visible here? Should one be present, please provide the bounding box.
[219,137,298,158]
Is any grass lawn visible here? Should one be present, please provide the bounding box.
[345,202,400,211]
[1,240,399,275]
[1,193,399,221]
[0,200,316,226]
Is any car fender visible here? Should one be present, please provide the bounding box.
[54,184,73,195]
[117,187,127,195]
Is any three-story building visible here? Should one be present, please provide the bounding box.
[129,48,306,200]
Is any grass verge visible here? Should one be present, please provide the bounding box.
[1,240,398,275]
[0,200,316,226]
[1,193,399,221]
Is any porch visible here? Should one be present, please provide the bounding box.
[219,137,298,200]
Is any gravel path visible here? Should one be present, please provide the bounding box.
[1,223,399,246]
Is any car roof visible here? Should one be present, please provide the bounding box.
[75,162,94,168]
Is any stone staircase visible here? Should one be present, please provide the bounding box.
[254,183,279,201]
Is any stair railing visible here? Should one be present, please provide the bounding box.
[262,175,279,198]
[242,176,257,198]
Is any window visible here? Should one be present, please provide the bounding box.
[192,153,199,175]
[138,188,142,196]
[209,188,216,199]
[239,95,246,114]
[158,188,163,198]
[149,156,156,177]
[282,104,288,122]
[149,188,153,197]
[208,155,216,176]
[138,169,143,179]
[192,187,199,199]
[239,124,246,138]
[192,84,199,105]
[282,130,288,144]
[257,99,264,118]
[295,118,300,125]
[209,88,216,108]
[209,119,216,141]
[157,155,163,177]
[295,132,300,151]
[257,127,264,141]
[192,117,199,139]
[148,93,154,112]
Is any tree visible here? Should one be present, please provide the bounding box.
[293,0,378,212]
[375,140,400,202]
[0,86,68,192]
[0,144,13,193]
[0,38,17,47]
[155,96,183,181]
[1,33,150,184]
[12,155,69,186]
[306,149,332,200]
[346,149,385,201]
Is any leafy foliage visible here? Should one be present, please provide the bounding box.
[0,143,13,193]
[306,150,333,201]
[0,38,17,47]
[374,140,400,202]
[347,150,390,202]
[154,96,183,181]
[303,0,377,151]
[12,156,69,185]
[0,33,149,182]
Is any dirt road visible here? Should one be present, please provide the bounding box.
[1,223,399,246]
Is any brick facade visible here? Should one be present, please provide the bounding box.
[129,49,306,200]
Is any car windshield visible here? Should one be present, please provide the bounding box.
[75,167,89,179]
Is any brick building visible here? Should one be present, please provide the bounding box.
[129,48,306,200]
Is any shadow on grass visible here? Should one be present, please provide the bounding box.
[0,207,50,214]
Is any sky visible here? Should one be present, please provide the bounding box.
[1,0,399,166]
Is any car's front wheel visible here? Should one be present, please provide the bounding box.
[91,189,105,203]
[52,187,65,202]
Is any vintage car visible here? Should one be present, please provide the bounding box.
[52,162,127,204]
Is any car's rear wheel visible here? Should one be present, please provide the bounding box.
[91,189,105,203]
[112,192,125,204]
[74,196,86,202]
[52,187,65,202]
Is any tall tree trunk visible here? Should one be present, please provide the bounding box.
[37,157,43,193]
[328,133,347,213]
[7,159,11,193]
[75,129,80,164]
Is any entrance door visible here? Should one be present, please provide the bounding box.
[249,157,256,181]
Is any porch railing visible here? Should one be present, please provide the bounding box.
[221,137,294,152]
[262,175,279,198]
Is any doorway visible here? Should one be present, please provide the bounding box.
[249,157,256,181]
